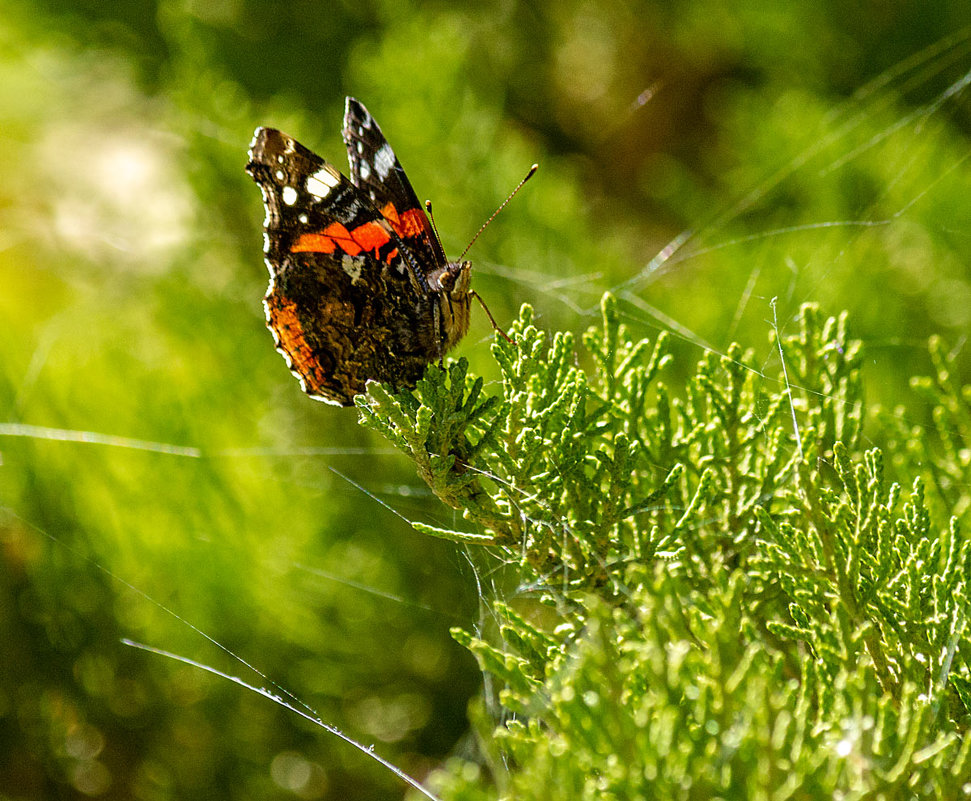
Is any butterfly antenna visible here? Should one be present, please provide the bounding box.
[428,164,539,346]
[459,164,538,261]
[424,199,444,252]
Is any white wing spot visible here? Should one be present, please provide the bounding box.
[359,160,371,181]
[356,141,364,154]
[374,144,395,180]
[274,169,285,181]
[341,253,364,284]
[298,214,308,224]
[306,167,340,198]
[281,185,298,205]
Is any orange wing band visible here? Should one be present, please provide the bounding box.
[380,203,428,239]
[292,221,392,256]
[266,297,328,389]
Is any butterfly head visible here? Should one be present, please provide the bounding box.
[428,260,473,350]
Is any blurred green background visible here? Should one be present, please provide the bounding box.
[0,0,968,798]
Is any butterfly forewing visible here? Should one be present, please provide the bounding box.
[341,98,448,275]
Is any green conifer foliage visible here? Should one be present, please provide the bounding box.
[359,295,971,798]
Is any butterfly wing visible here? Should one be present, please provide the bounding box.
[246,127,444,405]
[342,97,448,276]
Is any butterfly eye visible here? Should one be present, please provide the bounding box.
[426,266,453,292]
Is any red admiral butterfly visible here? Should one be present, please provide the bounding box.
[247,98,489,406]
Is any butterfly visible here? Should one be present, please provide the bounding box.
[246,97,475,406]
